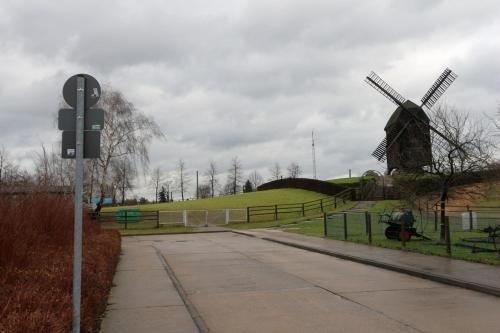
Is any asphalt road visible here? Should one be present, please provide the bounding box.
[146,232,500,333]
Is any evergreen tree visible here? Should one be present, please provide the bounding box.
[158,186,167,203]
[243,179,253,193]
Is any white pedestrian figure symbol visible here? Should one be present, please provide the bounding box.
[91,88,99,98]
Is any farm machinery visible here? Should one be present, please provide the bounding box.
[378,210,430,241]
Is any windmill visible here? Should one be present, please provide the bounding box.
[365,68,459,173]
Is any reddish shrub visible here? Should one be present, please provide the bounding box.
[0,191,121,332]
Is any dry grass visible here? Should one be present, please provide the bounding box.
[0,192,121,332]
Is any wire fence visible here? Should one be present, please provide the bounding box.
[93,208,247,229]
[323,206,500,255]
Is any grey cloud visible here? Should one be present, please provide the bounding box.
[1,0,500,198]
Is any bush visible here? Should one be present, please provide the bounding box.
[0,191,121,332]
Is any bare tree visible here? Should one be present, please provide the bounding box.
[198,184,211,199]
[394,105,495,239]
[112,158,135,205]
[269,162,282,181]
[0,146,11,190]
[33,144,74,188]
[287,162,303,178]
[151,167,162,203]
[177,159,190,201]
[429,105,494,238]
[205,160,218,198]
[93,86,163,211]
[227,156,244,195]
[0,147,31,189]
[248,170,263,191]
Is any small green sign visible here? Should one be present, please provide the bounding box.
[91,124,101,130]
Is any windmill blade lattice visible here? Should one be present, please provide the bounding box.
[365,71,407,107]
[371,137,387,161]
[421,68,457,109]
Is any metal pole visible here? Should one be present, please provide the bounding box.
[367,213,372,244]
[196,170,199,199]
[72,76,85,333]
[343,212,347,240]
[445,216,451,256]
[323,212,327,236]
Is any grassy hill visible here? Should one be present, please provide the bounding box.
[327,176,373,187]
[103,188,331,212]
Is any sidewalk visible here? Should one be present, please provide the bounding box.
[100,237,199,333]
[234,229,500,297]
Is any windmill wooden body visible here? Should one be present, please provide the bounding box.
[366,68,458,174]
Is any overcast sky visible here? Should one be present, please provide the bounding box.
[1,0,499,199]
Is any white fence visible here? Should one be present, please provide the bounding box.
[159,209,247,227]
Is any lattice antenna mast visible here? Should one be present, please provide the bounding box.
[312,130,317,179]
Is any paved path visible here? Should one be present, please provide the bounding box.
[236,229,500,297]
[100,238,199,333]
[348,200,377,211]
[102,232,500,333]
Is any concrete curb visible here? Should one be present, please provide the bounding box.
[231,231,500,298]
[153,246,209,333]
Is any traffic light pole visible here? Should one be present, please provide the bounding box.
[72,76,85,333]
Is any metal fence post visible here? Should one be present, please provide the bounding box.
[320,199,324,213]
[226,209,230,224]
[468,206,473,231]
[246,207,250,223]
[343,212,347,240]
[156,211,159,228]
[434,210,438,232]
[401,216,405,248]
[334,196,337,209]
[367,213,372,244]
[445,216,451,256]
[323,212,327,237]
[183,210,187,227]
[274,205,278,220]
[302,203,305,217]
[364,211,369,235]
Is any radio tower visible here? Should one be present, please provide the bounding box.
[312,131,317,179]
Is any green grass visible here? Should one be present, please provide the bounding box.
[368,200,405,212]
[327,176,374,186]
[228,201,357,230]
[103,189,329,212]
[280,211,500,265]
[477,182,500,207]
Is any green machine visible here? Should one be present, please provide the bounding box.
[115,208,141,226]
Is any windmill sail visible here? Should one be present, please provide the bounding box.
[371,138,387,161]
[420,68,457,109]
[365,71,407,107]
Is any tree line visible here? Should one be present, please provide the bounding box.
[147,157,304,203]
[0,86,305,206]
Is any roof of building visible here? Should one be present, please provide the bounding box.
[384,100,430,130]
